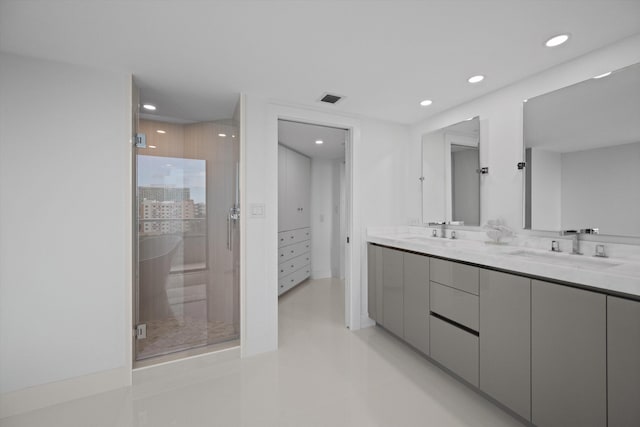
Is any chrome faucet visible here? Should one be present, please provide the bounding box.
[560,228,599,255]
[428,221,447,238]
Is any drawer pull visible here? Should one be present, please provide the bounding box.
[430,311,479,336]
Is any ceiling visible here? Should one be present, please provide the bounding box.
[1,1,640,124]
[525,62,640,152]
[278,120,347,160]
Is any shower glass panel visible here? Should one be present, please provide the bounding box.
[134,97,240,361]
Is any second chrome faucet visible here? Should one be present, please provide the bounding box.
[560,228,599,255]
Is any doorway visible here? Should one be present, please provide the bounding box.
[132,85,241,364]
[277,119,350,325]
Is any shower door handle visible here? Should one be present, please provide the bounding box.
[227,205,240,251]
[227,213,232,251]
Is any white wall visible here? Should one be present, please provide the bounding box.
[408,34,640,231]
[561,142,640,236]
[0,53,131,414]
[358,118,410,324]
[530,148,562,230]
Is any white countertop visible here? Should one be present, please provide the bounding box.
[367,230,640,299]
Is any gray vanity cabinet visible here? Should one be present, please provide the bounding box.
[531,280,606,427]
[479,270,531,421]
[607,296,640,427]
[381,247,404,337]
[403,252,430,355]
[367,244,383,323]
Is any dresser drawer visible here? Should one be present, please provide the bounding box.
[430,315,479,386]
[279,240,311,263]
[430,281,479,331]
[278,227,311,248]
[430,258,479,295]
[279,252,311,278]
[278,265,311,295]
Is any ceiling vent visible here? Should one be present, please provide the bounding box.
[318,93,345,105]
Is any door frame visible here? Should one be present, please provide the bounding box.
[267,103,362,331]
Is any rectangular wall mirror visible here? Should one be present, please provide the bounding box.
[523,62,640,237]
[421,116,481,226]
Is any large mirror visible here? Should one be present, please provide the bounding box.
[524,62,640,237]
[421,117,481,225]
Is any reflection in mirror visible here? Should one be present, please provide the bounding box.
[421,117,480,226]
[524,62,640,237]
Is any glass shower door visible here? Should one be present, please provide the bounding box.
[134,100,240,361]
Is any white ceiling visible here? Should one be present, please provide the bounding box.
[524,62,640,152]
[278,120,347,160]
[1,1,640,124]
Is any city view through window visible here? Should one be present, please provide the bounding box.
[137,155,207,271]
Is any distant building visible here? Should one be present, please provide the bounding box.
[138,187,198,234]
[194,202,206,218]
[139,186,191,202]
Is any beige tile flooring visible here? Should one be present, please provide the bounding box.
[2,278,525,427]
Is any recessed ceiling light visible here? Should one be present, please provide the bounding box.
[465,117,474,121]
[232,135,236,138]
[148,145,157,149]
[467,75,484,84]
[545,34,570,47]
[523,99,529,103]
[218,133,227,137]
[315,140,324,145]
[593,71,612,79]
[143,104,156,111]
[156,130,166,134]
[420,99,433,107]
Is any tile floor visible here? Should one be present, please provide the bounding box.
[1,278,525,427]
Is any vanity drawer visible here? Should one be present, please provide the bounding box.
[278,265,311,294]
[430,258,479,295]
[430,282,479,331]
[278,227,311,248]
[279,252,311,279]
[279,240,311,263]
[430,315,479,387]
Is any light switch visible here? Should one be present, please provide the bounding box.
[250,203,265,218]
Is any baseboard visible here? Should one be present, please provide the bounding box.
[311,270,332,279]
[0,366,130,419]
[360,315,375,328]
[133,345,240,384]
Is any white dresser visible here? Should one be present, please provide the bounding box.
[278,144,311,295]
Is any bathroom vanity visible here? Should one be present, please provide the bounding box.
[367,230,640,427]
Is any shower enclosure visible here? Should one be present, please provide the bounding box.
[133,93,240,362]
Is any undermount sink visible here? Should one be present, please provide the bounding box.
[400,235,456,245]
[507,249,621,269]
[398,235,483,249]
